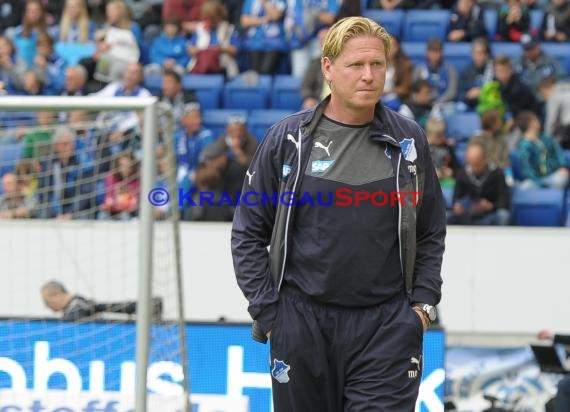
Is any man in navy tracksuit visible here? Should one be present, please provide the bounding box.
[231,16,446,411]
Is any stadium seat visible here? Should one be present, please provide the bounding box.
[566,192,570,226]
[183,74,225,110]
[363,9,405,38]
[0,142,24,176]
[54,42,96,65]
[541,43,570,73]
[248,110,294,142]
[530,9,544,33]
[445,112,481,141]
[271,75,302,110]
[564,150,570,168]
[143,74,162,95]
[201,109,248,138]
[401,42,426,67]
[483,9,497,40]
[403,10,450,42]
[454,141,468,167]
[443,42,472,72]
[223,74,272,110]
[491,42,521,60]
[511,187,565,226]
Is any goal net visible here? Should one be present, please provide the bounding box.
[0,96,190,411]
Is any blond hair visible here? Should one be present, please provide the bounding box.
[106,0,131,30]
[322,17,391,62]
[59,0,90,43]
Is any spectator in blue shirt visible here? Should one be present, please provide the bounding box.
[32,33,67,95]
[240,0,287,74]
[146,16,190,77]
[447,0,487,42]
[174,103,215,187]
[516,110,569,189]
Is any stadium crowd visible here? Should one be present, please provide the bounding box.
[0,0,569,224]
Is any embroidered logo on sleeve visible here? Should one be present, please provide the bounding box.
[400,138,417,162]
[271,359,291,383]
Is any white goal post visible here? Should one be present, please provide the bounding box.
[0,95,187,412]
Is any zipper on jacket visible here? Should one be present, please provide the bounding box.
[396,152,404,281]
[277,128,302,291]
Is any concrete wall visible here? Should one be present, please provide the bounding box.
[0,221,568,335]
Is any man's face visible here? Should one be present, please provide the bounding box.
[494,64,512,84]
[426,48,442,67]
[415,85,432,105]
[124,64,142,90]
[42,289,64,311]
[65,68,84,92]
[2,174,17,195]
[466,146,487,175]
[523,44,541,61]
[182,111,201,134]
[55,137,75,159]
[472,43,488,68]
[322,35,387,114]
[161,75,181,99]
[457,0,474,15]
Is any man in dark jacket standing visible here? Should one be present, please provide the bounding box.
[231,16,446,412]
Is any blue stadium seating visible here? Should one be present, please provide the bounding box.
[248,110,294,142]
[511,187,565,226]
[491,42,521,60]
[566,191,570,226]
[541,43,570,73]
[223,75,272,110]
[443,42,472,72]
[509,150,523,181]
[0,142,23,176]
[564,150,570,168]
[445,112,481,141]
[54,42,96,65]
[403,10,450,42]
[454,141,469,167]
[201,109,248,138]
[183,74,225,110]
[363,9,405,38]
[483,9,498,40]
[401,42,426,67]
[271,75,302,110]
[143,74,162,95]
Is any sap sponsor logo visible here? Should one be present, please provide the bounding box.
[311,160,334,174]
[0,390,249,412]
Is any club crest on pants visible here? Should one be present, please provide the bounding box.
[271,359,291,383]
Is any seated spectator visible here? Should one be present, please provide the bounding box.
[383,36,413,110]
[162,0,206,37]
[92,62,151,133]
[99,151,139,220]
[516,110,569,188]
[31,33,67,95]
[448,141,511,225]
[7,0,49,67]
[158,68,198,126]
[368,0,449,8]
[284,0,338,78]
[61,64,88,96]
[15,158,39,200]
[300,27,329,109]
[0,35,24,94]
[37,125,93,219]
[220,115,258,167]
[413,37,458,104]
[447,0,487,42]
[0,0,23,35]
[513,33,566,93]
[79,0,141,91]
[542,0,570,42]
[458,38,494,109]
[496,0,530,42]
[22,110,55,160]
[425,117,458,188]
[175,103,215,186]
[538,77,570,148]
[69,110,98,169]
[494,54,540,117]
[146,16,189,77]
[18,68,45,95]
[399,79,434,128]
[471,108,510,171]
[50,0,96,43]
[187,0,239,78]
[40,280,163,321]
[240,0,287,75]
[0,172,37,219]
